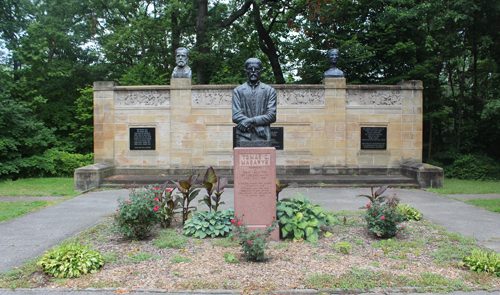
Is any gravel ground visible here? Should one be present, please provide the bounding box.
[15,213,499,292]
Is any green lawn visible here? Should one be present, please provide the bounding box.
[428,178,500,195]
[0,178,81,222]
[465,199,500,213]
[0,201,54,222]
[0,178,79,197]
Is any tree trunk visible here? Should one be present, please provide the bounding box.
[196,0,209,84]
[252,2,285,84]
[172,10,180,55]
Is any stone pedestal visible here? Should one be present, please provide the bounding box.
[170,78,193,166]
[93,81,116,165]
[234,147,278,241]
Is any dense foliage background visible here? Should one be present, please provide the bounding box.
[1,0,499,180]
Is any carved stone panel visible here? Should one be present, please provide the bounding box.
[347,90,402,106]
[115,90,170,106]
[192,88,325,106]
[192,89,232,106]
[277,89,325,106]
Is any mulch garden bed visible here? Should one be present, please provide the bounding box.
[15,212,500,292]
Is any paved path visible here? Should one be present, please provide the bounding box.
[0,190,129,273]
[1,188,499,275]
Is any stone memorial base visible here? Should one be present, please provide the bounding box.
[233,147,279,241]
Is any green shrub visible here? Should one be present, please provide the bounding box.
[276,193,336,242]
[231,217,278,262]
[397,204,423,221]
[449,154,500,180]
[358,186,405,238]
[0,97,56,180]
[37,242,104,278]
[115,188,160,240]
[42,148,94,176]
[182,208,234,239]
[152,229,186,249]
[462,248,500,276]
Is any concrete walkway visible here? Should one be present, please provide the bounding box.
[1,188,499,275]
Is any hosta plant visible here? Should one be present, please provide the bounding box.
[276,193,336,242]
[231,216,279,262]
[358,185,405,238]
[115,187,160,240]
[182,208,234,238]
[37,242,104,278]
[397,204,423,221]
[462,248,500,276]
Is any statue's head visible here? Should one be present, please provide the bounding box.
[327,49,339,65]
[175,47,189,67]
[244,58,263,83]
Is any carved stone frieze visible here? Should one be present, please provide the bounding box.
[115,90,170,106]
[192,89,232,106]
[277,89,325,106]
[346,90,402,106]
[192,88,325,106]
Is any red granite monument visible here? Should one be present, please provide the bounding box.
[233,147,278,241]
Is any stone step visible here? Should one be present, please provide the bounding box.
[100,174,419,189]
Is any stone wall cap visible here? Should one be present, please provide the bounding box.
[75,163,115,171]
[401,162,443,171]
[93,81,118,90]
[114,85,171,91]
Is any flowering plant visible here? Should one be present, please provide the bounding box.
[231,216,278,262]
[357,185,405,238]
[115,187,160,240]
[151,182,180,228]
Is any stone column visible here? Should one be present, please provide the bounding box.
[93,81,116,165]
[323,78,347,172]
[399,80,423,163]
[170,78,193,168]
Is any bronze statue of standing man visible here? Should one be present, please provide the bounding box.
[232,58,277,147]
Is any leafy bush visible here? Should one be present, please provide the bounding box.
[276,193,336,242]
[397,204,423,221]
[358,186,405,238]
[42,148,93,176]
[182,208,234,239]
[0,97,56,179]
[115,188,160,240]
[37,242,104,278]
[462,248,500,276]
[152,229,186,249]
[231,216,279,262]
[448,154,500,180]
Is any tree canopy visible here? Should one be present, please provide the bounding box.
[1,0,499,179]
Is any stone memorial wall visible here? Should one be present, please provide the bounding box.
[92,78,423,176]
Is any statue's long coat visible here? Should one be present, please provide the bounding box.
[232,81,277,141]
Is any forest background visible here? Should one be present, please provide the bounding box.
[1,0,499,181]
